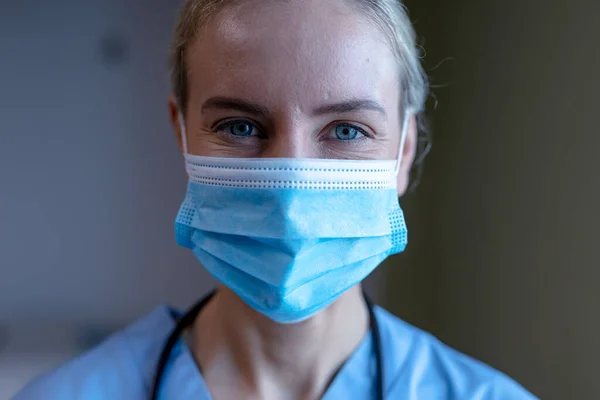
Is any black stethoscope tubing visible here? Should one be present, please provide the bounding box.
[151,290,385,400]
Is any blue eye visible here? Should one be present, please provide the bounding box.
[229,121,256,136]
[335,124,365,140]
[215,120,261,137]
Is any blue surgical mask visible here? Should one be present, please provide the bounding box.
[175,113,411,323]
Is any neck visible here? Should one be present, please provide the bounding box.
[190,285,369,400]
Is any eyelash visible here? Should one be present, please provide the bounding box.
[213,119,372,141]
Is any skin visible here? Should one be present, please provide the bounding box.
[168,0,417,398]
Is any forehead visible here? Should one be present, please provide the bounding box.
[186,0,400,112]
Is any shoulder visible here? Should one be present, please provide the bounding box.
[374,307,537,400]
[13,306,176,400]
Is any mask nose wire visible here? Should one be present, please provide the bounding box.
[178,111,189,155]
[394,110,413,176]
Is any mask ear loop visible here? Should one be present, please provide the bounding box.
[178,111,189,155]
[394,110,413,176]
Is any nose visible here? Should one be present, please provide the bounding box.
[261,130,315,159]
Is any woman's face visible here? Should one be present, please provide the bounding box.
[169,0,416,193]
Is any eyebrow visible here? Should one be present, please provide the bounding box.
[201,97,272,118]
[313,99,387,116]
[200,96,387,118]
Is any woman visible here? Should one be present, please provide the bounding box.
[15,0,536,399]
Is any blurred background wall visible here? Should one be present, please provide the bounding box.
[386,0,600,399]
[1,0,598,398]
[0,0,214,396]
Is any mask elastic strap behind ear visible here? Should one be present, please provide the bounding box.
[178,111,189,155]
[394,110,413,175]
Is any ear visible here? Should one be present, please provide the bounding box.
[396,114,417,196]
[168,94,185,153]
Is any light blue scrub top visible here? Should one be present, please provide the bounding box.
[14,305,536,399]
